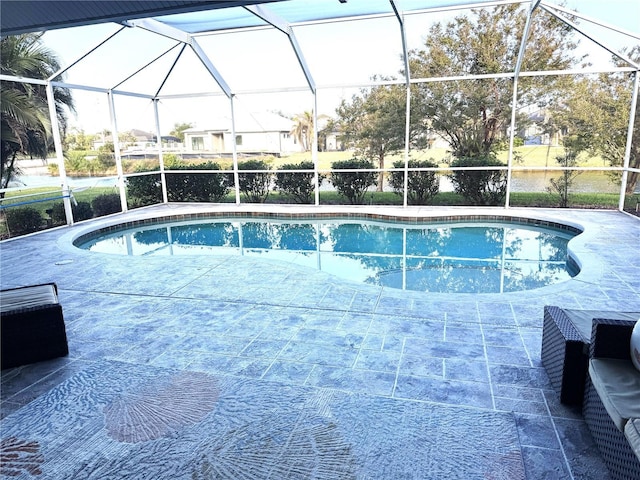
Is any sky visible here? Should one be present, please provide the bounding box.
[39,0,640,136]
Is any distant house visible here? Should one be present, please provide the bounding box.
[183,112,304,157]
[316,116,343,152]
[521,108,563,146]
[92,129,157,151]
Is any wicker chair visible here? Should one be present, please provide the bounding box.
[583,317,640,480]
[1,283,68,369]
[541,306,640,406]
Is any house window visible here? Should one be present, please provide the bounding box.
[191,136,204,150]
[235,135,243,146]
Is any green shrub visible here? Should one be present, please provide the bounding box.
[6,206,43,235]
[165,161,232,202]
[92,193,122,216]
[48,201,93,225]
[48,202,66,225]
[163,153,179,166]
[448,155,507,206]
[97,143,116,168]
[274,161,324,204]
[64,151,87,172]
[237,159,272,203]
[388,159,440,205]
[330,159,377,204]
[73,201,93,221]
[126,172,163,208]
[126,161,233,207]
[96,152,115,169]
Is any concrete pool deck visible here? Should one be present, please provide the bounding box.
[1,204,639,478]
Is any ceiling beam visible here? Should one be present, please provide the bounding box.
[244,4,316,94]
[124,18,191,44]
[126,17,233,98]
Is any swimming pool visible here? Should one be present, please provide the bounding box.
[76,217,579,294]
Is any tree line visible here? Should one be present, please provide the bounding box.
[333,4,639,195]
[2,4,638,198]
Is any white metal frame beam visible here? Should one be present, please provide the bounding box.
[619,72,639,210]
[539,2,639,69]
[390,0,412,207]
[244,4,318,203]
[128,17,233,97]
[244,4,316,94]
[505,0,541,207]
[45,82,74,225]
[540,2,640,42]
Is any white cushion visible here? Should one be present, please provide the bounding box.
[632,320,640,372]
[0,284,58,313]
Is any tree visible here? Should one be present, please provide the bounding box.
[317,117,336,152]
[169,122,193,143]
[547,149,581,208]
[1,33,74,190]
[548,47,640,193]
[65,127,93,151]
[336,82,426,191]
[290,111,314,151]
[408,4,578,159]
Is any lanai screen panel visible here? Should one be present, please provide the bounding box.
[193,28,310,92]
[140,45,228,97]
[45,25,176,92]
[293,15,404,87]
[156,95,232,134]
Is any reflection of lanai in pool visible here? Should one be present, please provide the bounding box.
[77,218,579,294]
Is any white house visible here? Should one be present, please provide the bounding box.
[92,129,157,151]
[183,112,304,156]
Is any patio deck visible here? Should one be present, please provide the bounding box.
[1,205,639,479]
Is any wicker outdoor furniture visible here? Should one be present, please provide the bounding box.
[541,306,639,406]
[1,283,68,369]
[583,317,640,480]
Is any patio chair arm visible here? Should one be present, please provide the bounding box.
[589,317,636,360]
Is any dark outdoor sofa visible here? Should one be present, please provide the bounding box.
[0,283,69,370]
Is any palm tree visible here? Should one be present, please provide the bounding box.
[290,111,332,152]
[1,33,74,190]
[290,111,314,152]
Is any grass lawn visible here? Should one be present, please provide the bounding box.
[1,186,118,218]
[271,145,607,171]
[45,145,609,176]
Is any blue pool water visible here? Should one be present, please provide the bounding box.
[77,218,579,294]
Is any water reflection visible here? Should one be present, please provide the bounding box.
[81,220,577,294]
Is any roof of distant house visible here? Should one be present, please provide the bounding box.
[184,112,294,134]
